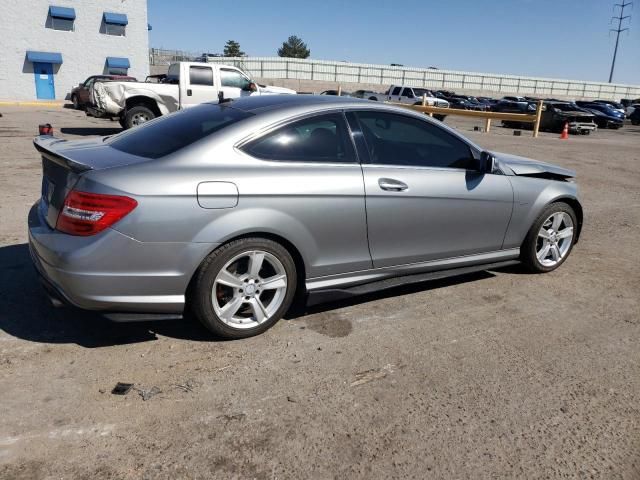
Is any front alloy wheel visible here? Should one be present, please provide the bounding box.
[535,212,574,267]
[521,202,578,273]
[192,238,297,339]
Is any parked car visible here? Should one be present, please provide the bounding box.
[448,95,488,111]
[442,96,475,110]
[629,108,640,125]
[591,100,626,116]
[351,90,381,100]
[539,102,597,134]
[578,107,624,129]
[376,85,448,120]
[503,96,529,103]
[476,96,499,108]
[319,90,351,96]
[88,62,296,129]
[29,96,582,339]
[70,75,136,110]
[493,99,537,114]
[371,85,447,106]
[575,102,624,129]
[624,103,640,116]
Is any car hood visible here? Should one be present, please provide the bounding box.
[258,85,297,95]
[492,152,575,179]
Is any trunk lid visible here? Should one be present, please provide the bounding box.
[34,135,150,229]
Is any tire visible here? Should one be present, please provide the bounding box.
[434,114,446,121]
[520,202,578,273]
[123,105,155,129]
[191,238,298,339]
[71,95,80,110]
[118,116,127,129]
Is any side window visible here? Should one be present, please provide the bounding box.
[401,88,414,98]
[354,111,475,170]
[167,64,180,84]
[84,78,95,88]
[220,69,250,90]
[391,87,402,96]
[189,66,213,86]
[243,113,356,163]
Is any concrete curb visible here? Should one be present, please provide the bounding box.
[0,101,66,108]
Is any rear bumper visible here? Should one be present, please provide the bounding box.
[28,201,218,316]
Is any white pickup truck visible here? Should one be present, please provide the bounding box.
[374,85,449,107]
[371,85,449,120]
[89,62,296,129]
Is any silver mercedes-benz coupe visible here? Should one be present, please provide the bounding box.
[29,95,582,339]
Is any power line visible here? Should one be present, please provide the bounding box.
[609,0,632,83]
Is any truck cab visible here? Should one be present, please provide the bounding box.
[89,62,296,129]
[384,85,449,108]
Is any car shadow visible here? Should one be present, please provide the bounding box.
[2,242,519,348]
[60,127,122,137]
[0,243,213,348]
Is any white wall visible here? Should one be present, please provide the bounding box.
[0,0,149,101]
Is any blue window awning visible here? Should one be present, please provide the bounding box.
[106,57,130,69]
[26,51,63,64]
[49,6,76,20]
[103,12,128,25]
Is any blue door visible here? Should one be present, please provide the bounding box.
[34,62,55,99]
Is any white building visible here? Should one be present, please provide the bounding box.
[0,0,149,101]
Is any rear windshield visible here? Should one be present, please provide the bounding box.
[109,104,252,159]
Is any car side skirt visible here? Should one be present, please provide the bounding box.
[307,257,520,307]
[305,248,520,299]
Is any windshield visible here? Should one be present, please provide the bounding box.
[552,103,579,111]
[109,104,252,159]
[412,88,433,97]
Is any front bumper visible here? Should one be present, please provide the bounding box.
[568,122,597,134]
[28,201,218,316]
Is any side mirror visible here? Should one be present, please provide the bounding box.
[479,151,495,174]
[245,82,258,92]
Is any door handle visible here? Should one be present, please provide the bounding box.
[187,89,192,96]
[378,178,408,192]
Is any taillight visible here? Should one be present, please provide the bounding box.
[56,190,137,236]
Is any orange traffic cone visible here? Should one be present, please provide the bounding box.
[560,122,569,139]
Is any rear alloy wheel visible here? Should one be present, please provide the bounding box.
[192,238,297,339]
[124,105,155,129]
[521,203,577,273]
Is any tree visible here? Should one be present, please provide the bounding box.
[223,40,245,57]
[277,35,310,59]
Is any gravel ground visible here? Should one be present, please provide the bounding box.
[0,105,639,480]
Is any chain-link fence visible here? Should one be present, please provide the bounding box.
[149,50,640,100]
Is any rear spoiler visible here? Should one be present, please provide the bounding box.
[33,136,92,173]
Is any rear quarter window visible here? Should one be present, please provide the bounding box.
[109,104,251,159]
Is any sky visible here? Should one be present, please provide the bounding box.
[148,0,639,85]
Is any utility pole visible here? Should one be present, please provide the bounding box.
[609,0,632,83]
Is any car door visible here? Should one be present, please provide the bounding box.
[388,86,402,102]
[400,88,415,104]
[218,68,253,100]
[346,110,514,268]
[79,77,96,104]
[239,111,371,277]
[181,65,218,108]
